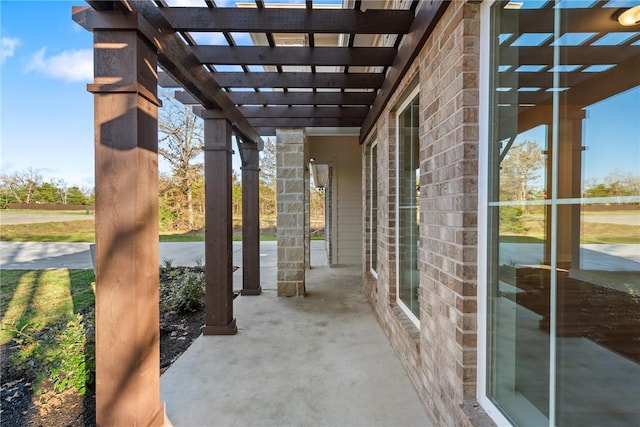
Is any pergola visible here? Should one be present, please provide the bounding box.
[72,0,448,424]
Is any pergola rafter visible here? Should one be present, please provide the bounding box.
[190,46,398,66]
[161,7,415,33]
[174,90,377,106]
[160,71,384,89]
[146,0,450,140]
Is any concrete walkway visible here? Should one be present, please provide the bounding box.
[161,265,432,427]
[0,241,213,270]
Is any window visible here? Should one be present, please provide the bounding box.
[396,89,420,324]
[482,1,640,426]
[370,141,378,276]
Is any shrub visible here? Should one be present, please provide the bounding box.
[160,268,205,313]
[500,206,526,234]
[9,311,95,397]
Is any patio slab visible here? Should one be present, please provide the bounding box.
[161,265,432,427]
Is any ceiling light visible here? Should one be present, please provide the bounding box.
[618,5,640,26]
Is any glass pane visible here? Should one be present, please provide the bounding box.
[582,88,640,201]
[398,96,420,320]
[488,0,640,425]
[498,126,548,203]
[489,205,550,426]
[555,203,640,426]
[553,3,640,425]
[371,144,378,273]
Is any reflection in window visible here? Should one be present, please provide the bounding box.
[370,143,378,275]
[397,92,420,324]
[487,1,640,426]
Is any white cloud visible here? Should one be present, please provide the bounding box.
[1,37,21,63]
[26,47,93,82]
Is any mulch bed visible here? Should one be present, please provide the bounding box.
[1,268,205,427]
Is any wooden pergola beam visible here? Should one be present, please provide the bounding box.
[248,117,363,127]
[192,46,397,66]
[174,90,377,106]
[210,72,383,89]
[239,106,370,118]
[161,7,414,34]
[94,2,264,146]
[160,71,382,89]
[360,0,449,141]
[502,45,639,65]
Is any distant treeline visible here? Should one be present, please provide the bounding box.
[0,168,94,209]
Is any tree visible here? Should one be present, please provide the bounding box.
[36,182,62,204]
[67,186,89,205]
[232,171,242,218]
[258,182,276,217]
[259,137,276,189]
[604,168,637,202]
[500,140,544,205]
[158,97,204,230]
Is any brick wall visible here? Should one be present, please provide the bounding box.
[362,2,493,425]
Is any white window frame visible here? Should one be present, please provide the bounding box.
[395,86,421,327]
[476,1,517,426]
[369,139,379,278]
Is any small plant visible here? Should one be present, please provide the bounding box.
[194,255,204,268]
[9,311,95,398]
[160,269,205,314]
[161,257,175,269]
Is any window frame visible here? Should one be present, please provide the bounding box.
[477,1,517,425]
[369,139,379,277]
[395,86,421,327]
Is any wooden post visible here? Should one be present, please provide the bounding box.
[88,27,164,426]
[241,143,262,295]
[201,113,237,335]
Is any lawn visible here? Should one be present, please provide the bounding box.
[0,219,308,242]
[0,220,96,242]
[501,213,639,244]
[0,269,95,344]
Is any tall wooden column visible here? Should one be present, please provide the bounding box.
[201,112,237,335]
[86,21,164,427]
[241,142,262,295]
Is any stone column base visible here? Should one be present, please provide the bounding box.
[277,281,306,297]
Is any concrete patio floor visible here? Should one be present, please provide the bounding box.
[160,263,433,427]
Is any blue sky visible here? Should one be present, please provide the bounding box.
[514,86,640,186]
[1,0,95,187]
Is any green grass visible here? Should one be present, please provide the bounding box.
[1,220,96,242]
[0,269,95,345]
[160,234,205,242]
[499,235,544,243]
[1,220,287,242]
[500,218,639,245]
